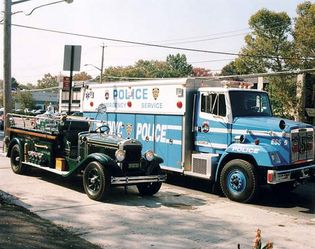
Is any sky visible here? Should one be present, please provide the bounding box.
[0,0,310,84]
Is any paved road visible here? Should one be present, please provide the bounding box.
[0,157,315,249]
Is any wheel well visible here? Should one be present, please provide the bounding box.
[216,153,258,182]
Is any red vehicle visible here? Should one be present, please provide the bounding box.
[0,108,4,130]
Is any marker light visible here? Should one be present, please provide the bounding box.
[177,101,183,109]
[90,101,94,107]
[115,149,126,162]
[144,150,154,161]
[127,101,132,108]
[267,170,274,183]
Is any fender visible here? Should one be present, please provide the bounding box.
[151,155,164,164]
[64,152,116,177]
[7,137,23,158]
[215,142,282,181]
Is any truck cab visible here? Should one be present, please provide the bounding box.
[194,83,314,202]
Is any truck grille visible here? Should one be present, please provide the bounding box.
[123,144,142,162]
[291,128,314,163]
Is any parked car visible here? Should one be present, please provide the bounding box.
[0,108,4,130]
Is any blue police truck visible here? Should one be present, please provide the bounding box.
[62,78,315,203]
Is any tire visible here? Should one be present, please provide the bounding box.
[10,144,26,175]
[83,161,110,201]
[220,159,258,203]
[137,165,162,196]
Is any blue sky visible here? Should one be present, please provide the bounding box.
[0,0,309,84]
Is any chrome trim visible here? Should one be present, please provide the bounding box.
[268,164,315,184]
[111,174,167,185]
[275,164,315,174]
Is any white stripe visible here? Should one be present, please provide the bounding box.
[167,125,182,131]
[171,139,182,145]
[195,141,227,149]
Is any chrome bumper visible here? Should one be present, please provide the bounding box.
[267,164,315,184]
[111,174,167,185]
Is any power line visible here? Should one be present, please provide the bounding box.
[10,23,315,61]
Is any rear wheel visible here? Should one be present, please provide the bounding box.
[83,161,110,201]
[220,159,258,203]
[137,165,162,196]
[10,144,26,174]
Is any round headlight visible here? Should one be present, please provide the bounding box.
[145,150,154,162]
[115,149,126,162]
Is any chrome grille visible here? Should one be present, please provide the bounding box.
[291,128,314,163]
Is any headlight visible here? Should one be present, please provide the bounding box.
[115,149,126,162]
[270,152,281,164]
[144,150,154,161]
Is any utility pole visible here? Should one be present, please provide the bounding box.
[100,44,106,83]
[3,0,13,136]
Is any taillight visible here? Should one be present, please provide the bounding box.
[306,142,313,151]
[292,144,299,153]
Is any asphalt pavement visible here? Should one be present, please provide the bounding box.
[1,131,315,248]
[1,156,315,249]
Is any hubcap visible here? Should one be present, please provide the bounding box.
[87,168,101,193]
[227,169,246,194]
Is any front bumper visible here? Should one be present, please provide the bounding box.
[267,164,315,184]
[111,174,167,185]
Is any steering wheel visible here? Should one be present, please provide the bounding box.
[95,124,110,134]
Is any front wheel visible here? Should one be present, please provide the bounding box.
[137,165,162,196]
[220,159,258,203]
[83,161,110,201]
[10,144,26,175]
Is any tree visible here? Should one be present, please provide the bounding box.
[166,54,193,77]
[73,71,92,81]
[192,67,212,77]
[221,61,238,76]
[293,1,315,69]
[37,73,58,89]
[102,54,193,81]
[15,91,35,110]
[220,7,312,120]
[230,9,294,74]
[11,77,19,90]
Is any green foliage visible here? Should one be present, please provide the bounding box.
[37,73,58,89]
[15,91,35,110]
[266,76,297,119]
[293,1,315,69]
[221,3,315,120]
[102,54,193,81]
[166,54,193,77]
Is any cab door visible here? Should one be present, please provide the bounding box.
[194,91,230,154]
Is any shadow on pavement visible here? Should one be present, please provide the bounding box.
[0,191,101,249]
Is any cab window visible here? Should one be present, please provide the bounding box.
[201,93,226,117]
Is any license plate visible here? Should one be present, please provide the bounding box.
[129,163,140,169]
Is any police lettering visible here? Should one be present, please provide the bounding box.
[136,123,167,143]
[113,88,148,100]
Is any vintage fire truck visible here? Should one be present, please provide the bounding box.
[60,78,315,203]
[5,110,166,201]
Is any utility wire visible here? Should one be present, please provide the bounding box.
[10,23,315,60]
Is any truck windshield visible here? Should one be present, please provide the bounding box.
[229,91,272,117]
